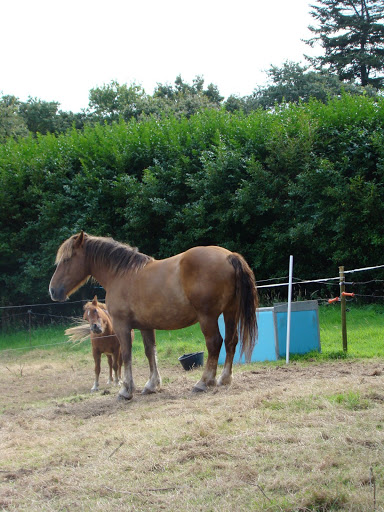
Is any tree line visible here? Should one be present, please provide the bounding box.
[0,65,382,143]
[1,94,384,306]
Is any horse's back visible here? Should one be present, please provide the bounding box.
[179,246,236,313]
[180,245,234,278]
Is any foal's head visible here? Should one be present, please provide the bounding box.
[83,296,110,335]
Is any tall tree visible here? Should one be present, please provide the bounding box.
[0,95,28,142]
[154,75,223,105]
[224,61,377,112]
[19,97,60,135]
[88,81,148,122]
[304,0,384,88]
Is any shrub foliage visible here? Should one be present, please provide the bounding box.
[1,94,384,305]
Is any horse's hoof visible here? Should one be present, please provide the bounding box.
[91,388,99,393]
[217,376,232,387]
[142,387,156,395]
[118,386,133,401]
[192,384,207,393]
[117,393,133,401]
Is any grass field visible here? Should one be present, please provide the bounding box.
[1,303,384,361]
[1,303,384,511]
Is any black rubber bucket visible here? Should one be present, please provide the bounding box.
[178,351,204,371]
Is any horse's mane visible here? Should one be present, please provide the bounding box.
[56,233,153,275]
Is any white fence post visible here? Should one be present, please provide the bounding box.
[286,255,294,364]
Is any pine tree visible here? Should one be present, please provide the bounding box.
[304,0,384,88]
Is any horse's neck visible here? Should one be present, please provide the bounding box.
[88,260,114,292]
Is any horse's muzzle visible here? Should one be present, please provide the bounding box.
[49,285,67,302]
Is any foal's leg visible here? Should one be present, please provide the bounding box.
[140,329,162,394]
[194,316,223,393]
[91,347,101,392]
[106,355,113,385]
[217,314,238,387]
[111,352,120,386]
[113,320,135,400]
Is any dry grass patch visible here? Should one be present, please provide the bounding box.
[0,350,383,511]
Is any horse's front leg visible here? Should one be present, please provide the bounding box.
[140,329,162,394]
[111,353,120,386]
[118,350,123,384]
[113,320,135,400]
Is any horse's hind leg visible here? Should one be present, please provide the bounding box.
[218,312,238,387]
[141,329,162,395]
[194,316,222,393]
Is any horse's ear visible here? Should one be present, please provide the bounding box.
[92,295,98,305]
[74,230,85,248]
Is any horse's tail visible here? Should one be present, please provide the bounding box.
[65,323,90,343]
[228,253,259,362]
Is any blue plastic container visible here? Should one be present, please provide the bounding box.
[218,300,321,363]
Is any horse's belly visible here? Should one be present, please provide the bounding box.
[133,306,198,331]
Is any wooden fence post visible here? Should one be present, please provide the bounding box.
[339,266,347,352]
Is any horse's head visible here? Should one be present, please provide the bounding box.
[83,295,108,334]
[49,231,90,302]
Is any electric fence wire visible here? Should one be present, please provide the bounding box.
[2,263,384,354]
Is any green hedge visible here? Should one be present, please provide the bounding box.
[1,94,384,305]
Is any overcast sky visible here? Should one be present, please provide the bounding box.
[2,0,316,112]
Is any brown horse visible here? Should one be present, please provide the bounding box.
[50,231,258,400]
[65,296,133,392]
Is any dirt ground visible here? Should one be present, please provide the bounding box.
[1,350,383,511]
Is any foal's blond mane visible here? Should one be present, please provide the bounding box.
[83,300,108,312]
[56,233,153,274]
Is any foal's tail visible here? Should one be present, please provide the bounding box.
[65,323,90,343]
[228,253,259,362]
